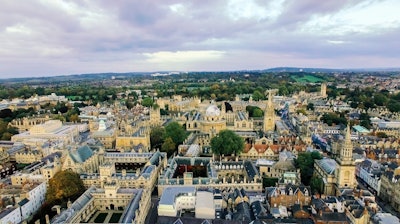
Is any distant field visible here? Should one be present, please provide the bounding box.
[292,75,324,83]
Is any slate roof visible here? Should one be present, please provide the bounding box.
[69,145,94,163]
[244,160,258,179]
[251,201,268,219]
[18,198,29,206]
[233,202,254,222]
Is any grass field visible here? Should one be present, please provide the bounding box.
[292,75,324,83]
[109,213,122,223]
[94,213,107,223]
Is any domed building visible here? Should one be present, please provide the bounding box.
[205,104,220,117]
[200,104,226,135]
[186,103,226,137]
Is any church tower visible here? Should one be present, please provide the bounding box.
[263,90,275,132]
[320,83,327,98]
[149,106,161,127]
[335,123,356,195]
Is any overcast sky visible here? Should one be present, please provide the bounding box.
[1,0,399,78]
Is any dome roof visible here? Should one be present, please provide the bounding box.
[272,159,295,171]
[205,104,221,117]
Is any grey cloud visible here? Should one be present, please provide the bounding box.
[0,0,399,77]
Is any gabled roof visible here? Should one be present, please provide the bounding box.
[69,145,94,163]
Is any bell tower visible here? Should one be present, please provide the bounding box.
[335,123,356,195]
[263,90,276,132]
[321,83,327,98]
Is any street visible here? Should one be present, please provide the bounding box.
[356,178,400,218]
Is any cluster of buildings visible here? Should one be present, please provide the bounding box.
[0,93,67,112]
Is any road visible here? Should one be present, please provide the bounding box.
[356,178,400,218]
[145,195,159,224]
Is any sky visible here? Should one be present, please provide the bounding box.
[1,0,400,78]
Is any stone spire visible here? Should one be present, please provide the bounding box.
[338,123,353,164]
[263,90,275,132]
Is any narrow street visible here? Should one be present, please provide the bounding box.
[356,178,400,218]
[145,195,159,224]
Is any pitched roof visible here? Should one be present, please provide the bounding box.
[69,145,94,163]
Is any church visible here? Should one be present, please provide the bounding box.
[314,124,356,196]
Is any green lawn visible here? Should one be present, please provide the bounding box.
[109,213,122,223]
[94,213,108,223]
[292,75,324,83]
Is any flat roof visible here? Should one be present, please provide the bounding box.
[353,125,370,133]
[159,186,196,205]
[195,191,214,209]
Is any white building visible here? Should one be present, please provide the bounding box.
[20,182,47,220]
[0,182,46,224]
[0,207,22,224]
[158,186,196,217]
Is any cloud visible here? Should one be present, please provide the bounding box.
[0,0,399,78]
[142,50,225,70]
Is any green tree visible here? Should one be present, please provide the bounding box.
[210,129,244,156]
[263,177,278,188]
[141,97,154,107]
[150,126,165,150]
[359,113,371,129]
[246,106,263,117]
[310,176,324,194]
[161,137,176,156]
[320,112,347,126]
[307,103,314,111]
[278,86,289,95]
[387,100,400,112]
[252,90,264,101]
[295,151,322,186]
[374,93,388,106]
[253,108,264,117]
[46,170,85,204]
[164,122,187,146]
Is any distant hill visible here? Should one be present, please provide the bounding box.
[263,67,400,73]
[0,72,150,84]
[1,67,400,84]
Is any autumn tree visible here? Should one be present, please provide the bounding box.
[46,170,85,204]
[210,129,244,156]
[161,137,176,157]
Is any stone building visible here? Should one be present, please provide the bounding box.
[11,120,80,146]
[158,157,263,196]
[265,184,312,208]
[51,185,151,224]
[379,167,400,213]
[334,124,357,195]
[15,150,42,164]
[9,115,50,132]
[263,90,276,132]
[62,145,101,173]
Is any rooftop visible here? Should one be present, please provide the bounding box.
[159,186,196,205]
